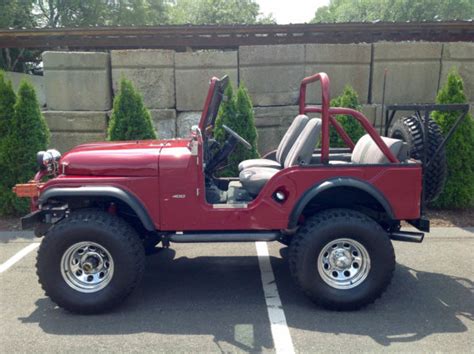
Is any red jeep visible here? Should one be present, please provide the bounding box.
[15,72,440,314]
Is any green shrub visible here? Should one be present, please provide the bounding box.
[0,72,17,213]
[214,82,259,176]
[431,68,474,209]
[1,80,50,215]
[108,78,156,141]
[329,85,365,147]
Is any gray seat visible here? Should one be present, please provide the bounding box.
[238,114,309,171]
[329,134,405,165]
[240,118,322,196]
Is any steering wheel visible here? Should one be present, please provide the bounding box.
[223,125,252,150]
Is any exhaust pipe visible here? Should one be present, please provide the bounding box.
[390,230,424,243]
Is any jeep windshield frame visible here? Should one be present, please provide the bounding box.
[198,75,229,137]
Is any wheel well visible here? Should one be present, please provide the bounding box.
[39,186,156,234]
[297,186,396,230]
[43,196,152,238]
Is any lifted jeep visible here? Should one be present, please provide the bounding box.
[14,72,464,314]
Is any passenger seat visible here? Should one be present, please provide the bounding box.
[238,114,309,171]
[240,118,322,196]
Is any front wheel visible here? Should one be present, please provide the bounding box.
[289,209,395,311]
[36,209,145,314]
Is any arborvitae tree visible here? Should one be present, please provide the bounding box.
[0,72,17,213]
[0,71,16,139]
[431,68,474,208]
[329,85,365,148]
[1,80,50,215]
[214,82,259,176]
[108,78,156,141]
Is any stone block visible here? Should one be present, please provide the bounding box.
[5,72,46,107]
[50,132,106,152]
[175,51,238,111]
[305,44,371,104]
[373,105,416,133]
[43,51,112,111]
[177,111,201,138]
[43,111,107,132]
[239,45,305,106]
[360,104,378,126]
[111,50,175,109]
[440,42,474,102]
[149,109,176,139]
[253,106,300,153]
[372,42,443,104]
[257,127,284,155]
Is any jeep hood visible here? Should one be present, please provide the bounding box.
[61,139,190,176]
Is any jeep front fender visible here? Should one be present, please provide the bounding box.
[38,186,155,231]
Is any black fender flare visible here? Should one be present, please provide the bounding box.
[39,186,155,231]
[288,177,395,229]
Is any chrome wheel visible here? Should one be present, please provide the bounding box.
[61,242,114,293]
[317,238,370,290]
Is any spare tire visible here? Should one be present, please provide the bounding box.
[389,115,447,203]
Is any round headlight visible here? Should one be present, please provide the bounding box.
[37,151,46,168]
[47,149,61,162]
[42,151,53,166]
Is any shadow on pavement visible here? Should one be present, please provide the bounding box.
[274,247,473,346]
[19,247,473,349]
[19,248,273,352]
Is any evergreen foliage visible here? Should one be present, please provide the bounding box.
[431,68,474,208]
[0,72,17,213]
[329,85,365,148]
[108,78,156,141]
[214,82,259,176]
[1,80,50,215]
[313,0,474,23]
[0,71,16,143]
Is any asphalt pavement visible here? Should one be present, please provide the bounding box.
[1,227,473,353]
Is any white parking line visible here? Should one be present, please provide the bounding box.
[0,243,40,273]
[255,242,295,354]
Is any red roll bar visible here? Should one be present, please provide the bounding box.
[299,73,331,162]
[299,72,398,164]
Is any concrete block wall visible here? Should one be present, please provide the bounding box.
[240,45,305,106]
[175,51,238,110]
[5,72,46,107]
[372,42,443,104]
[440,43,474,102]
[305,44,371,104]
[42,51,112,151]
[111,49,175,109]
[40,42,473,154]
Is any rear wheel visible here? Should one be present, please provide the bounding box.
[37,209,145,314]
[289,209,395,311]
[389,115,447,202]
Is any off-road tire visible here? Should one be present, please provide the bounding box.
[389,115,447,202]
[289,209,395,311]
[36,209,145,314]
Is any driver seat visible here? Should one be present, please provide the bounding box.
[238,114,309,171]
[240,118,322,196]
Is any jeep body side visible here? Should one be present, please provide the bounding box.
[15,72,427,313]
